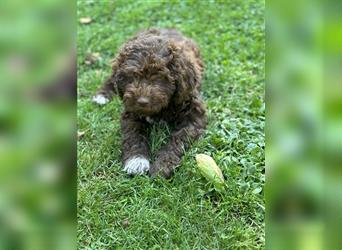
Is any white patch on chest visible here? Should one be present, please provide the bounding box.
[92,94,109,105]
[145,116,167,125]
[145,116,154,124]
[124,156,150,175]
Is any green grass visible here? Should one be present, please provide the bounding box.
[77,0,265,249]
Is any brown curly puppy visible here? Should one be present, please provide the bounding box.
[93,28,207,178]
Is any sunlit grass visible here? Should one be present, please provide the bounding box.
[77,0,264,248]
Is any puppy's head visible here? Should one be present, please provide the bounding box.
[111,35,198,116]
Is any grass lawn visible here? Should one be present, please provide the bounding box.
[77,0,265,249]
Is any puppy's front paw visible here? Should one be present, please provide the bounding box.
[149,153,179,179]
[92,94,109,105]
[149,163,173,179]
[124,156,150,175]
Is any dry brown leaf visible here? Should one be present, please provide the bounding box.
[84,52,101,65]
[77,130,86,139]
[122,218,130,228]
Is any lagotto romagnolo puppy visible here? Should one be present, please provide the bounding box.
[93,28,207,178]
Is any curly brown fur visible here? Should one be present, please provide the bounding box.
[94,28,207,178]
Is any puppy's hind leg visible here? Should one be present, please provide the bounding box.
[92,77,116,105]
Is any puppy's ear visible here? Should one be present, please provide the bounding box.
[167,42,198,105]
[159,42,174,64]
[109,55,126,98]
[106,58,119,96]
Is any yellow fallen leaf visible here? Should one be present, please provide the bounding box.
[196,154,225,192]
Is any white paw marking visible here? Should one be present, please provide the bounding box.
[124,156,150,175]
[92,94,109,105]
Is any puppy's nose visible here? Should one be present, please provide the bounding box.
[137,97,149,105]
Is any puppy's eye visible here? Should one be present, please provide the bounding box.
[116,73,124,81]
[117,73,133,83]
